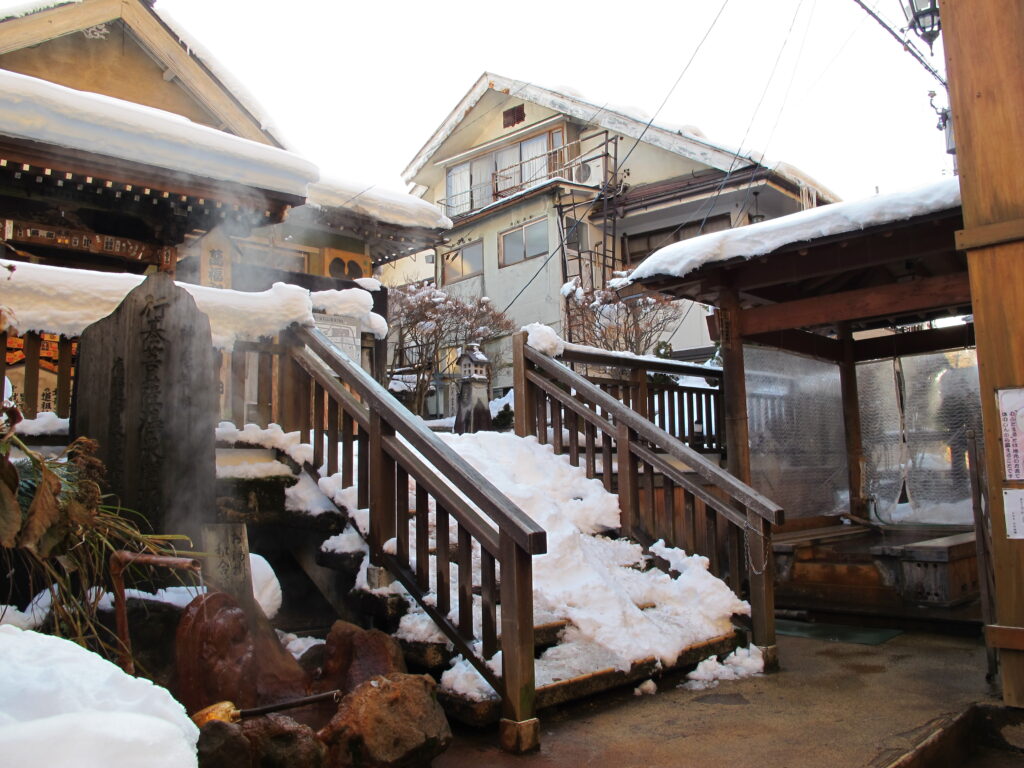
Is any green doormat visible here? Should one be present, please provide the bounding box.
[775,619,903,645]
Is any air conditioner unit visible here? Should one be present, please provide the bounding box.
[572,156,605,186]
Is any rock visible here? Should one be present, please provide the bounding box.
[317,673,452,768]
[242,713,327,768]
[197,719,251,768]
[314,621,406,694]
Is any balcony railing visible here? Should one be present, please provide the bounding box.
[439,134,612,219]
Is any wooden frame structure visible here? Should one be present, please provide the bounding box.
[636,205,970,526]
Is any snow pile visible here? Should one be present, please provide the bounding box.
[681,645,764,691]
[215,422,314,466]
[249,553,283,620]
[215,459,293,480]
[0,626,198,767]
[308,177,451,230]
[615,177,961,287]
[415,432,747,697]
[285,472,340,517]
[276,630,325,660]
[312,287,373,317]
[0,1,81,22]
[2,261,385,345]
[0,69,316,197]
[523,322,564,357]
[4,553,283,626]
[14,411,69,435]
[634,679,657,696]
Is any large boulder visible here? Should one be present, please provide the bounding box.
[317,673,451,768]
[197,720,251,768]
[314,621,406,694]
[241,713,327,768]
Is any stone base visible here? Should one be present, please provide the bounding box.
[760,643,780,672]
[499,717,540,753]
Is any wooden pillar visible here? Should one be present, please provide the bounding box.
[838,324,866,518]
[368,411,396,567]
[512,332,537,438]
[498,530,539,753]
[718,288,751,484]
[941,0,1024,705]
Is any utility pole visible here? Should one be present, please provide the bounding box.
[939,0,1024,706]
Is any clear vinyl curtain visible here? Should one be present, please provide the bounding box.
[743,345,981,525]
[744,346,849,519]
[861,350,981,525]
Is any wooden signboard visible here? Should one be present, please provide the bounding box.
[73,273,217,545]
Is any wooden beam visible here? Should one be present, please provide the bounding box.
[737,272,972,336]
[986,625,1024,652]
[941,0,1024,707]
[0,0,121,56]
[743,328,843,363]
[719,288,751,485]
[730,214,961,293]
[853,323,976,362]
[956,218,1024,251]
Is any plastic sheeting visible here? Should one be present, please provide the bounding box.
[745,346,848,519]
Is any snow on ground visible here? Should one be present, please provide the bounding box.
[613,177,960,288]
[2,260,384,346]
[680,645,764,691]
[0,625,198,767]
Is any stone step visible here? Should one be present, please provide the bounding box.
[438,631,742,727]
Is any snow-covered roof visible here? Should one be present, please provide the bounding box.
[1,259,388,347]
[0,69,318,197]
[0,0,287,148]
[0,0,79,19]
[308,177,451,231]
[149,1,288,147]
[613,177,961,288]
[403,73,838,204]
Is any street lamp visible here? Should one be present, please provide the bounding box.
[901,0,941,52]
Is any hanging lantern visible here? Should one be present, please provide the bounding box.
[901,0,941,52]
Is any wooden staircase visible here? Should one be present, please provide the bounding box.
[213,325,784,753]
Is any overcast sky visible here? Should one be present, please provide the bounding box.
[95,1,962,201]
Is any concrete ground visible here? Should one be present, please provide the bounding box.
[435,631,1000,768]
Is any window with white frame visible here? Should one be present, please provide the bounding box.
[444,128,565,217]
[442,240,483,284]
[500,219,547,267]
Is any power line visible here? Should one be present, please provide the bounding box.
[501,0,732,316]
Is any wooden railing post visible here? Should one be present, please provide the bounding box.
[746,512,778,670]
[617,421,639,538]
[513,331,537,438]
[499,530,539,753]
[368,411,396,569]
[22,331,40,419]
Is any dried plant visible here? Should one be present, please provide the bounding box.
[1,408,185,654]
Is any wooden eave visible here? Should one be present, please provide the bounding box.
[291,205,444,266]
[0,136,300,250]
[639,208,966,331]
[0,0,278,147]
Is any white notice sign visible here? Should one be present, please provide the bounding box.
[1002,489,1024,539]
[997,388,1024,480]
[313,313,360,361]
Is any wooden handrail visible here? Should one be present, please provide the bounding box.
[296,325,547,554]
[523,343,782,525]
[558,344,723,380]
